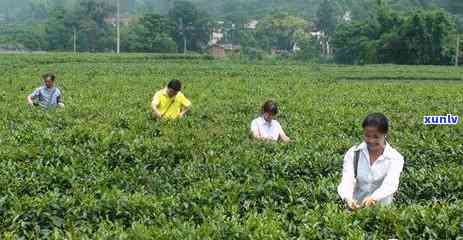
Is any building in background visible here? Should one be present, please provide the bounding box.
[209,21,225,45]
[245,20,259,29]
[104,16,137,27]
[208,44,226,58]
[208,43,241,58]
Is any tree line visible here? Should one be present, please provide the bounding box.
[0,0,461,65]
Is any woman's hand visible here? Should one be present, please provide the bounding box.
[362,196,377,207]
[347,199,360,210]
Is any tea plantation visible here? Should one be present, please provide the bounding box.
[0,54,462,239]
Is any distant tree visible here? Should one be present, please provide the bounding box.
[169,0,211,52]
[0,24,46,50]
[256,12,308,52]
[74,0,114,52]
[45,8,72,51]
[399,10,454,64]
[127,13,177,52]
[316,0,338,55]
[294,30,322,61]
[332,22,377,64]
[332,0,455,65]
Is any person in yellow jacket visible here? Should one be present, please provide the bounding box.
[151,79,191,120]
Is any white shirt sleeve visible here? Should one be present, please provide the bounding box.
[275,121,286,140]
[275,121,282,133]
[250,119,260,137]
[337,147,356,201]
[370,154,404,201]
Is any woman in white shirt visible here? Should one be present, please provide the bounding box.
[250,100,290,143]
[338,113,404,209]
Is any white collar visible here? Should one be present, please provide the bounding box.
[356,141,393,158]
[259,116,273,125]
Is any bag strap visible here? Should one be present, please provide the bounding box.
[160,98,176,118]
[354,146,361,179]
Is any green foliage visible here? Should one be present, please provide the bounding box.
[294,36,322,62]
[333,1,456,65]
[0,0,460,61]
[0,54,462,238]
[45,7,73,51]
[73,0,115,52]
[169,0,211,53]
[316,0,338,39]
[256,12,309,51]
[0,24,47,50]
[126,13,177,53]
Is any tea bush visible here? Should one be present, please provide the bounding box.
[0,54,462,239]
